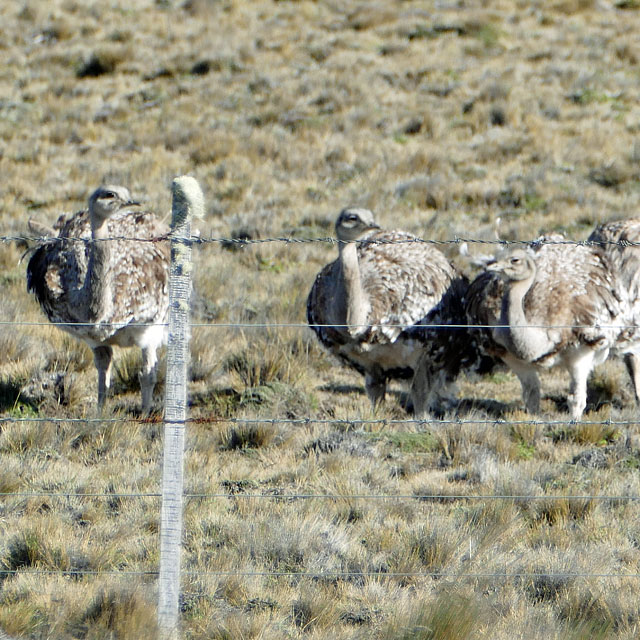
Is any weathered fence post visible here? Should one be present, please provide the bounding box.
[158,176,204,639]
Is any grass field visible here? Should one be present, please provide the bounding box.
[1,0,640,638]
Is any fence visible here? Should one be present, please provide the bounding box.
[0,179,639,639]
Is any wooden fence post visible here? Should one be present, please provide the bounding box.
[158,176,204,639]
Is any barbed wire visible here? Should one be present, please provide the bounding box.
[3,320,640,331]
[0,568,638,579]
[0,491,636,501]
[0,415,638,427]
[193,235,640,249]
[6,233,640,248]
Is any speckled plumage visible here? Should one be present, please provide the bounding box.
[588,218,640,403]
[28,208,170,345]
[307,209,480,414]
[308,230,460,344]
[466,239,627,417]
[468,242,623,361]
[27,186,170,410]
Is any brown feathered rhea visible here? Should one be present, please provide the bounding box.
[307,208,484,415]
[465,237,627,418]
[588,217,640,404]
[26,185,170,411]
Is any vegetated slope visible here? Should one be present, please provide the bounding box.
[0,1,639,638]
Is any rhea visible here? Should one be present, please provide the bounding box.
[307,207,473,415]
[27,185,171,411]
[467,243,624,419]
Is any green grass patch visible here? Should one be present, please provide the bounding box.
[366,431,438,453]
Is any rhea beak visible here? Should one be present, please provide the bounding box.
[126,200,141,207]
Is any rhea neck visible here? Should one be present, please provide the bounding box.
[337,237,370,337]
[494,261,553,362]
[84,212,114,323]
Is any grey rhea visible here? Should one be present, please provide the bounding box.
[588,218,640,404]
[27,185,170,411]
[307,207,478,415]
[466,240,626,419]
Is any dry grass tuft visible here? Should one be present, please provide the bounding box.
[71,586,158,639]
[381,590,489,640]
[219,422,277,451]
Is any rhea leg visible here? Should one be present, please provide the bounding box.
[624,353,640,405]
[410,357,430,419]
[567,348,596,420]
[139,345,159,412]
[502,354,541,414]
[93,345,113,411]
[365,367,386,408]
[410,355,450,419]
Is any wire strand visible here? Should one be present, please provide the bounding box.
[0,416,638,426]
[0,492,636,501]
[8,234,640,248]
[3,320,640,331]
[0,568,638,579]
